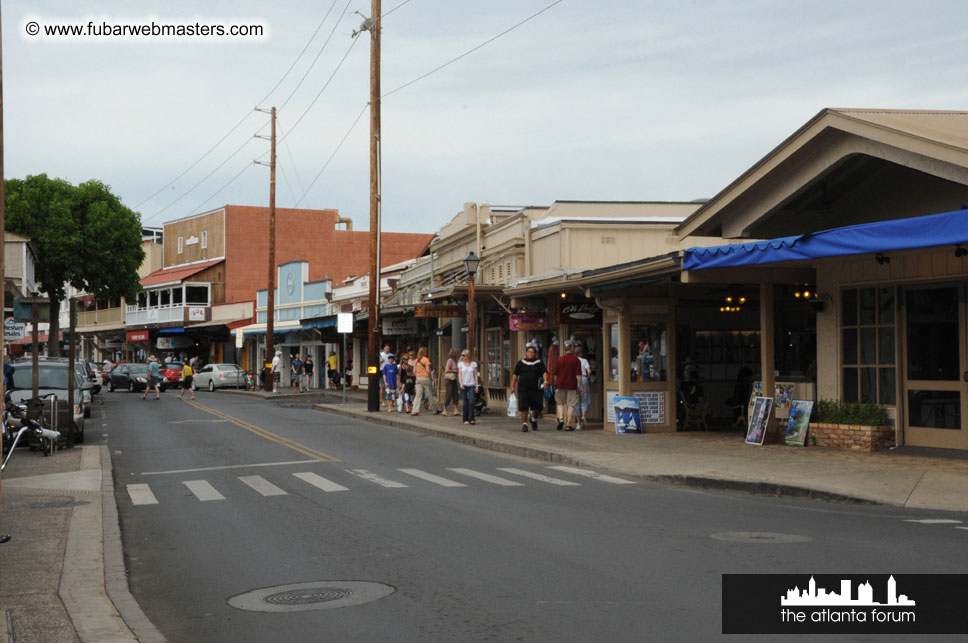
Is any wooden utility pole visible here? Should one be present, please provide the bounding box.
[366,0,382,412]
[258,107,278,391]
[67,296,75,423]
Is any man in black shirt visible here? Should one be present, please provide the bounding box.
[510,346,549,432]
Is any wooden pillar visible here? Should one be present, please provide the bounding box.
[759,282,776,437]
[618,301,631,397]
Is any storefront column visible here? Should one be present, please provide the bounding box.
[618,301,631,397]
[759,282,776,436]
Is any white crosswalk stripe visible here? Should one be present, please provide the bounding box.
[547,466,635,485]
[127,483,159,505]
[293,472,349,492]
[183,479,225,501]
[398,469,467,487]
[447,468,524,486]
[497,467,580,486]
[903,519,962,524]
[239,475,288,497]
[347,469,408,488]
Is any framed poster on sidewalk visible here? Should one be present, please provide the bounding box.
[613,396,642,434]
[784,400,814,446]
[745,396,773,445]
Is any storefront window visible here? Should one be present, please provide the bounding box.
[608,323,619,381]
[485,328,505,387]
[631,323,667,382]
[693,330,759,382]
[842,287,896,404]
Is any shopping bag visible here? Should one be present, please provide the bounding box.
[396,394,403,413]
[506,393,518,416]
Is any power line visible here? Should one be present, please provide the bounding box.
[134,5,340,213]
[295,103,369,207]
[277,159,298,206]
[279,0,351,111]
[187,156,261,217]
[383,0,564,99]
[279,37,362,144]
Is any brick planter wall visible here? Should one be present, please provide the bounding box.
[808,423,895,451]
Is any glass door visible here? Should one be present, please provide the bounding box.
[902,285,968,449]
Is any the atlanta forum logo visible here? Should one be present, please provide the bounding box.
[780,575,915,625]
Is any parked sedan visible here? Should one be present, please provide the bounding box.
[106,363,166,393]
[161,361,184,385]
[193,363,246,391]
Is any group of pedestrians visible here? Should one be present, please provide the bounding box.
[510,340,588,432]
[139,354,196,401]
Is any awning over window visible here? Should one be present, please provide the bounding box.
[301,316,337,330]
[683,208,968,271]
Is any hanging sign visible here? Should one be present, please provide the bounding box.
[383,318,417,336]
[4,319,26,342]
[558,301,602,324]
[126,330,149,342]
[509,313,548,331]
[415,305,463,318]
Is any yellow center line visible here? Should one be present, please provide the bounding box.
[184,399,339,462]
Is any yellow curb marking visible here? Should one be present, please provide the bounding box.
[184,399,339,462]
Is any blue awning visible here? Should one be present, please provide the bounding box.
[159,328,185,334]
[301,317,337,330]
[683,208,968,271]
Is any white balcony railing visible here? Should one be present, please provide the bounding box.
[125,305,192,326]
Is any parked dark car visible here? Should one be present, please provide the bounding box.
[7,358,87,444]
[106,363,166,393]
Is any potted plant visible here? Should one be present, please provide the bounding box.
[807,399,893,451]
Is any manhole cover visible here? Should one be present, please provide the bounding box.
[28,500,90,510]
[229,581,395,612]
[710,531,812,544]
[264,588,351,605]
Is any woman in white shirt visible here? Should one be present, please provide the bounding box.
[457,349,480,425]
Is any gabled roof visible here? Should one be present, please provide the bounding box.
[141,259,223,287]
[676,108,968,239]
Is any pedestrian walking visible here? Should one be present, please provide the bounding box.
[442,348,460,416]
[271,350,282,394]
[381,354,400,412]
[553,340,583,431]
[177,361,196,400]
[411,346,438,416]
[291,353,307,393]
[142,355,162,400]
[457,349,480,425]
[344,360,353,389]
[327,351,340,390]
[304,355,314,390]
[511,346,549,432]
[378,343,391,398]
[400,351,415,413]
[573,346,592,429]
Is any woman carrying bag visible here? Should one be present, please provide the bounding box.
[442,348,460,416]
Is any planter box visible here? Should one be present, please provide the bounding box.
[808,422,895,451]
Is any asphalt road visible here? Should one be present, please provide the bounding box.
[102,389,968,642]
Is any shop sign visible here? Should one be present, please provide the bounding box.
[126,330,149,342]
[508,312,548,331]
[157,336,193,349]
[4,319,26,342]
[383,318,418,335]
[188,307,206,321]
[558,301,602,324]
[415,305,463,318]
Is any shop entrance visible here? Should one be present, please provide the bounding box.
[902,285,968,450]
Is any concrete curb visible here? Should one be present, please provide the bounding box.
[314,404,884,506]
[100,447,167,643]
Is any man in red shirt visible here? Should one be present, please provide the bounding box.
[553,340,584,431]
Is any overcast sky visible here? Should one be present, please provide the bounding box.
[5,0,967,234]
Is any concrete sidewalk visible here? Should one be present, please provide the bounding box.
[0,445,164,643]
[312,397,968,513]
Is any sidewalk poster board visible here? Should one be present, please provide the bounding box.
[774,383,794,409]
[784,400,814,446]
[745,396,773,445]
[613,396,642,434]
[607,390,665,425]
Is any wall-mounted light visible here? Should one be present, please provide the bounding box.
[793,284,817,300]
[875,253,890,265]
[955,246,968,258]
[560,292,567,299]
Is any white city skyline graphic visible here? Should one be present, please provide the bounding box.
[781,575,915,607]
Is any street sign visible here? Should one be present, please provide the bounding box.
[3,319,25,342]
[337,312,353,333]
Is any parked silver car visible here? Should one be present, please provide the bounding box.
[193,363,246,391]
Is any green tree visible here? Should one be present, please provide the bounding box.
[6,174,145,356]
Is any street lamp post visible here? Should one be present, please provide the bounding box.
[463,252,480,360]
